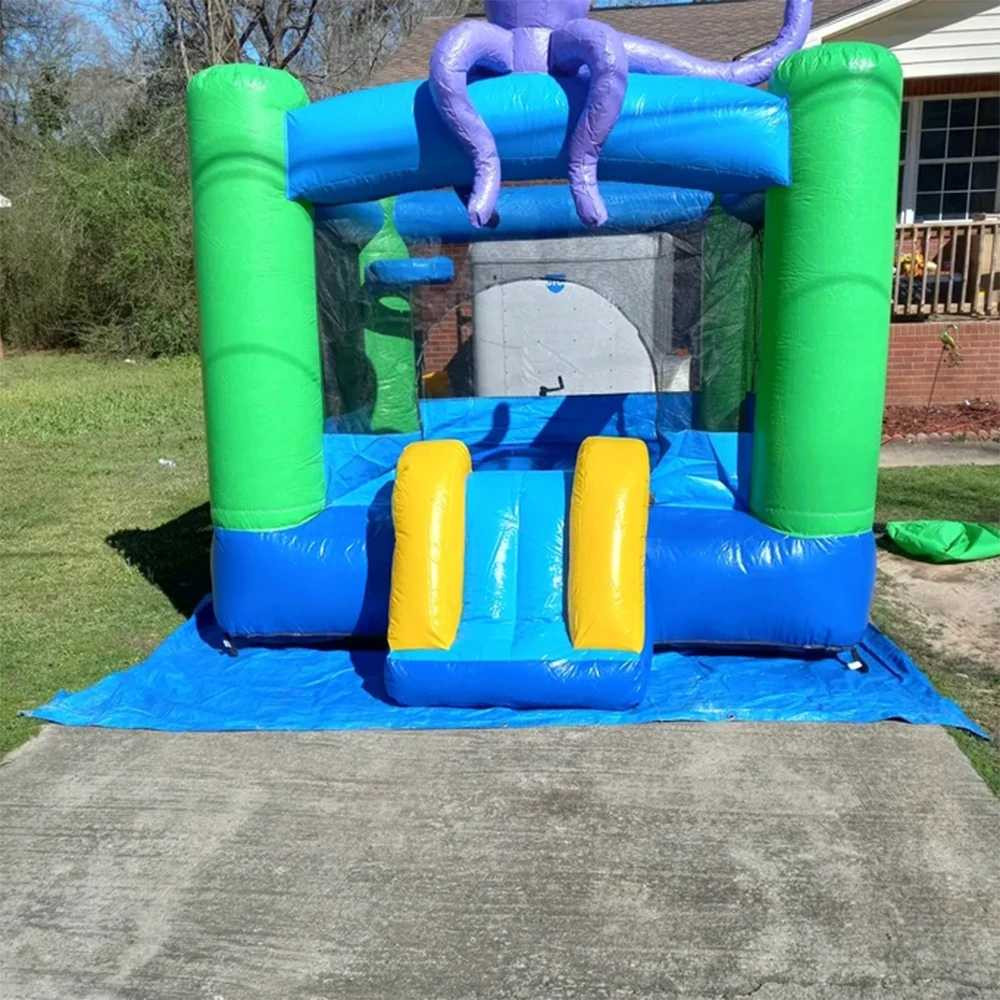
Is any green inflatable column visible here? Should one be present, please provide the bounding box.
[698,207,761,432]
[358,200,420,434]
[751,43,902,536]
[187,65,325,532]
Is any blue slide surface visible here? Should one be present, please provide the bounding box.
[386,471,650,710]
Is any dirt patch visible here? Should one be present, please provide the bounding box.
[877,548,1000,667]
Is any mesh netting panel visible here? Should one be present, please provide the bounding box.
[314,201,761,436]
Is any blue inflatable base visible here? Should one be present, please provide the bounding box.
[213,399,877,650]
[28,600,985,737]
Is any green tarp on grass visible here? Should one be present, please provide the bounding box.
[886,521,1000,563]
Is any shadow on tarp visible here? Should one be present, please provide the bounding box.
[191,604,397,707]
[28,599,986,738]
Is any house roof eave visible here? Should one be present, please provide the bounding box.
[740,0,923,57]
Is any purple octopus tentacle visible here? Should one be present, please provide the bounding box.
[485,1,591,31]
[548,19,628,228]
[622,0,812,86]
[429,22,515,227]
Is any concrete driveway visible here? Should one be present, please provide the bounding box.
[2,722,998,999]
[880,440,1000,467]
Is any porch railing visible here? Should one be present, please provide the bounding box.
[893,219,1000,318]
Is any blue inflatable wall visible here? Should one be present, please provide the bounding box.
[213,396,875,652]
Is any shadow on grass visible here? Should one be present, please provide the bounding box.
[106,503,212,618]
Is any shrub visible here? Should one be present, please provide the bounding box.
[1,133,198,356]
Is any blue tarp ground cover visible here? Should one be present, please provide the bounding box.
[29,601,985,737]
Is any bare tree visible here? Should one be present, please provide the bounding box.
[5,0,472,151]
[157,0,239,69]
[157,0,472,90]
[3,1,150,145]
[247,0,320,69]
[2,0,84,129]
[306,0,473,97]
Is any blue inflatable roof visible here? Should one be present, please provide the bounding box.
[287,73,790,206]
[318,183,715,246]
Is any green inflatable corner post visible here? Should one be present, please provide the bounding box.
[187,64,325,532]
[358,200,420,434]
[752,43,903,537]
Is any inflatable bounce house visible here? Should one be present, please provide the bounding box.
[185,0,905,712]
[29,2,984,735]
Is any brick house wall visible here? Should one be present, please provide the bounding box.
[411,243,473,376]
[886,320,1000,406]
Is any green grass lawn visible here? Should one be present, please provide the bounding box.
[2,354,998,794]
[871,588,1000,797]
[873,464,1000,796]
[875,465,1000,526]
[1,354,209,753]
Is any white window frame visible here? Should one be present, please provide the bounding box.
[898,94,1000,225]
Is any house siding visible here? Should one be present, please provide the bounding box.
[833,0,1000,78]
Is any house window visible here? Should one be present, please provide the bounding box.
[899,96,1000,224]
[898,100,909,210]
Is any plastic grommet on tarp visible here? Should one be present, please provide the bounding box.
[885,521,1000,564]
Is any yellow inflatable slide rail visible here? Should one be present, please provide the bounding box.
[568,436,650,653]
[388,439,471,651]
